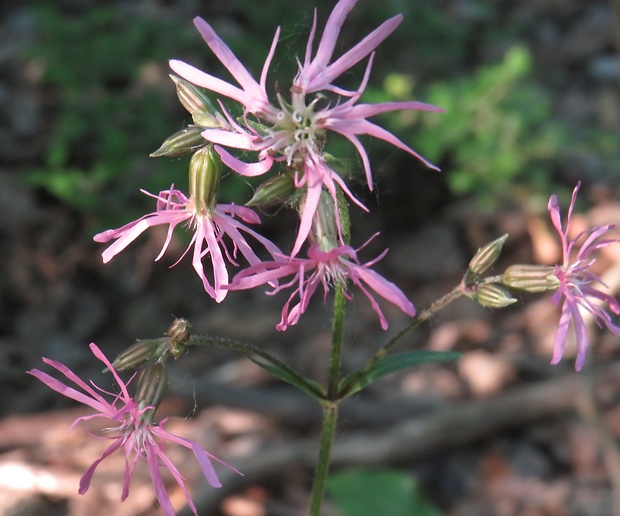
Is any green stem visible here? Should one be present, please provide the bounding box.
[327,284,346,399]
[309,283,346,515]
[309,402,338,516]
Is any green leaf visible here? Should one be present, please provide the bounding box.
[327,469,441,516]
[245,355,325,401]
[340,351,462,396]
[187,335,326,402]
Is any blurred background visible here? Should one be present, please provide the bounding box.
[0,0,619,514]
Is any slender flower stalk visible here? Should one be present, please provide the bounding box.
[546,182,620,371]
[169,0,442,255]
[227,236,415,331]
[27,343,240,516]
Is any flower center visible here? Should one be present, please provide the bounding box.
[270,93,326,167]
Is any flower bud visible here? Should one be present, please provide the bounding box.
[189,145,221,212]
[473,284,517,308]
[166,318,191,358]
[170,74,216,114]
[111,338,169,371]
[192,111,221,128]
[468,234,508,276]
[150,125,207,158]
[502,265,560,292]
[246,173,297,208]
[135,362,169,422]
[304,190,340,251]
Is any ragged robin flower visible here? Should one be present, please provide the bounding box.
[94,146,281,302]
[547,182,620,371]
[27,343,241,516]
[227,239,415,331]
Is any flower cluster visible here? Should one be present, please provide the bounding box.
[169,6,440,256]
[28,343,240,516]
[94,0,433,329]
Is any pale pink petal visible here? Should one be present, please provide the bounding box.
[192,17,266,106]
[219,204,262,224]
[201,129,260,150]
[351,265,416,317]
[260,27,280,90]
[190,442,223,488]
[291,180,322,257]
[146,447,178,516]
[169,59,248,106]
[28,369,113,415]
[571,302,589,372]
[97,212,189,263]
[214,145,274,176]
[329,118,440,171]
[300,0,356,81]
[88,343,133,400]
[551,302,572,365]
[346,100,445,118]
[229,262,300,290]
[313,15,402,92]
[78,439,124,494]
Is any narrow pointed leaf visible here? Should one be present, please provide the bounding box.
[340,351,462,396]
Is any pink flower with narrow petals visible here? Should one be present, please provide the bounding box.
[228,238,415,331]
[27,343,240,516]
[94,187,281,302]
[169,0,442,255]
[548,182,620,371]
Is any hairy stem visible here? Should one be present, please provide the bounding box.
[309,283,346,515]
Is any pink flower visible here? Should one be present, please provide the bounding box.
[548,182,620,371]
[227,238,415,331]
[169,0,442,255]
[27,343,240,516]
[94,187,281,302]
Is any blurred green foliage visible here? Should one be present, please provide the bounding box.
[327,468,441,516]
[366,46,567,208]
[25,4,197,226]
[418,46,566,205]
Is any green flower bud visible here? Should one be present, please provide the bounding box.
[502,265,560,292]
[189,145,221,212]
[246,173,297,208]
[304,190,340,251]
[468,234,508,276]
[111,338,169,371]
[192,111,221,128]
[473,284,517,308]
[150,125,207,158]
[135,362,169,422]
[170,74,216,114]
